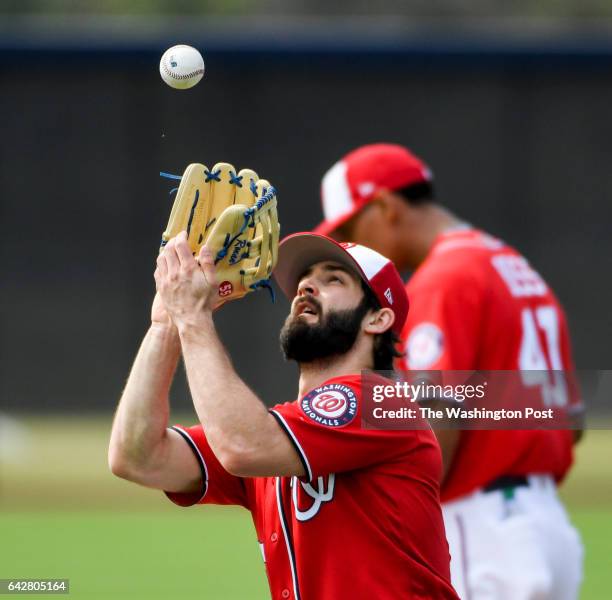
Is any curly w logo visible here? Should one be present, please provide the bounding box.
[291,474,335,522]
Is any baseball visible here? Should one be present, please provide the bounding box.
[159,45,205,90]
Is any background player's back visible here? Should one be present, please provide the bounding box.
[401,228,577,502]
[404,228,576,375]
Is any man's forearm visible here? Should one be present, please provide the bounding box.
[109,324,181,474]
[177,315,274,468]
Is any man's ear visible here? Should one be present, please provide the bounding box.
[363,307,395,335]
[373,189,405,226]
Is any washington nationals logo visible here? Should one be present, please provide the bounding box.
[300,384,357,427]
[301,384,357,427]
[291,474,336,522]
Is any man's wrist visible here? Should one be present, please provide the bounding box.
[176,311,215,341]
[149,322,180,342]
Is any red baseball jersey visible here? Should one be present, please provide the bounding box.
[399,228,577,502]
[166,374,459,600]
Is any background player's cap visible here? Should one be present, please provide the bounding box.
[274,232,409,334]
[314,143,433,236]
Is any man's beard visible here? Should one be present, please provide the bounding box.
[279,295,370,364]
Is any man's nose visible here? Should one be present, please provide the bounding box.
[297,277,319,297]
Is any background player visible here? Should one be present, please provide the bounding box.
[108,230,459,599]
[314,143,583,599]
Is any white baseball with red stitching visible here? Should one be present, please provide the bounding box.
[159,45,205,90]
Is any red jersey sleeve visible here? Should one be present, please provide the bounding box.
[164,424,252,509]
[400,272,483,371]
[269,375,419,481]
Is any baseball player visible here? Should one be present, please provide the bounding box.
[314,143,583,599]
[109,230,459,599]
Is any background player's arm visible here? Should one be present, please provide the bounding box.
[108,301,203,495]
[414,395,462,479]
[434,427,461,480]
[401,277,482,480]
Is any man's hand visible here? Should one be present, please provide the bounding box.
[155,231,219,328]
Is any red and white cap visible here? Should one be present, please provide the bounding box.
[274,232,409,334]
[314,143,433,236]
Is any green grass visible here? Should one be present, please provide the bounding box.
[0,510,268,600]
[1,417,610,598]
[571,510,612,599]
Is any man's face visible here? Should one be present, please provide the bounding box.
[279,261,371,363]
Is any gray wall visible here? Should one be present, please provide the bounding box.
[1,45,611,412]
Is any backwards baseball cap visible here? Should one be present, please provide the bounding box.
[274,232,409,334]
[314,143,433,236]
